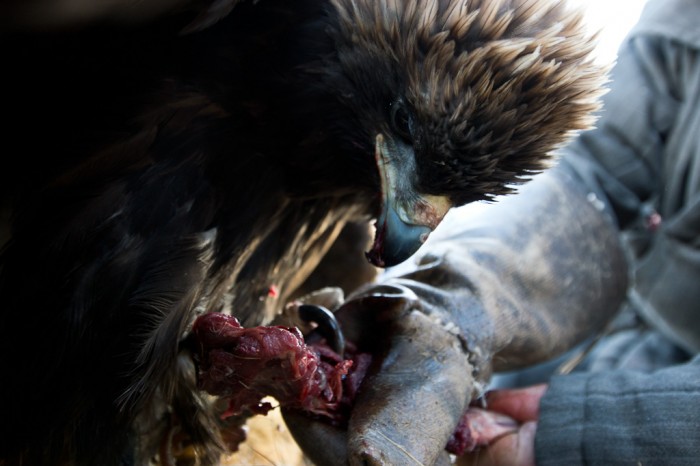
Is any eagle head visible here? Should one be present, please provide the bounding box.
[323,0,605,267]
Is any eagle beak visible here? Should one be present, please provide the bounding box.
[366,134,452,268]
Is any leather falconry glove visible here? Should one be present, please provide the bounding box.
[284,166,629,466]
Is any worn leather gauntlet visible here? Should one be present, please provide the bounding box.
[285,167,629,466]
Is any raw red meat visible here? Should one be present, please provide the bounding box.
[192,312,371,425]
[446,407,519,456]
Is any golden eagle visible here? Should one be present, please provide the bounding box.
[0,0,603,464]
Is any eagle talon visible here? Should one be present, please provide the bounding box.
[298,304,346,356]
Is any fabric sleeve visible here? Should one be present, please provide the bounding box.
[536,355,700,465]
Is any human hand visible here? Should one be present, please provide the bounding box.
[456,384,547,466]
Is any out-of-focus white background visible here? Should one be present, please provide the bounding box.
[569,0,649,64]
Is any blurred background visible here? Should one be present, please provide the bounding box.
[570,0,649,65]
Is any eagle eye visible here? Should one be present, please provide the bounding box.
[390,100,413,142]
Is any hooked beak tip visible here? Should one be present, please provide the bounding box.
[365,205,432,268]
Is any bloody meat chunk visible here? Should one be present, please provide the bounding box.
[191,312,371,425]
[446,407,520,456]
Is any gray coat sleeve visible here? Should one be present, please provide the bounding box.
[536,355,700,466]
